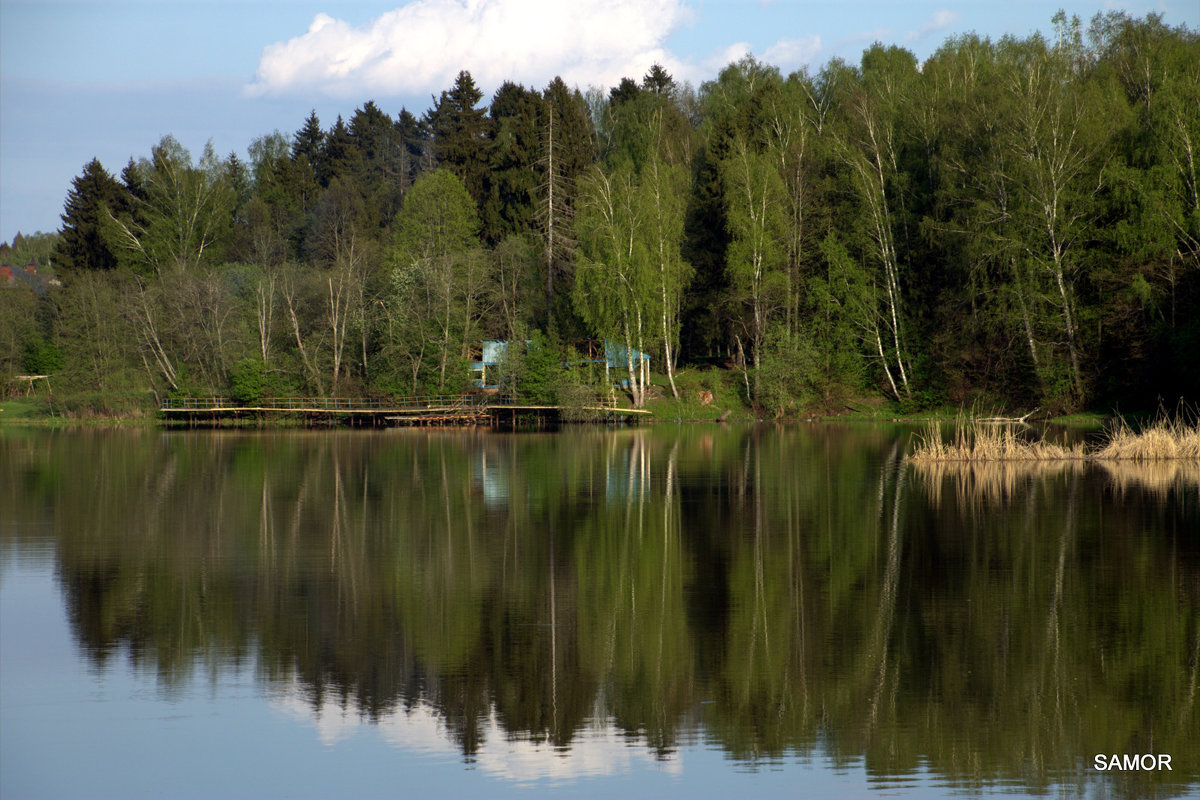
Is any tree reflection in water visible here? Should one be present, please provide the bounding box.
[4,425,1197,796]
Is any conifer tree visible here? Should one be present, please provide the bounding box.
[290,111,325,214]
[395,108,431,188]
[54,158,127,271]
[537,78,595,324]
[609,77,642,107]
[320,116,360,189]
[483,82,544,244]
[642,63,675,96]
[426,71,490,205]
[292,111,325,169]
[349,100,405,226]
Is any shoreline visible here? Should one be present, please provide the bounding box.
[2,396,1111,431]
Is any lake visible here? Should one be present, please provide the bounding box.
[2,424,1197,799]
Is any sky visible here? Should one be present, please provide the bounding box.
[1,0,1197,245]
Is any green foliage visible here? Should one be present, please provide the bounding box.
[557,359,609,420]
[8,11,1199,415]
[21,336,63,375]
[516,330,562,404]
[573,164,646,338]
[389,169,487,393]
[393,168,480,259]
[104,137,236,275]
[426,71,490,203]
[1,231,60,269]
[485,332,559,404]
[755,324,818,416]
[53,159,127,271]
[319,116,360,190]
[228,358,269,404]
[492,234,543,338]
[0,289,39,383]
[483,82,545,244]
[292,111,325,172]
[721,139,787,360]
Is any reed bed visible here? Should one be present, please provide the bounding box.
[910,413,1200,463]
[1093,416,1200,461]
[909,418,1085,463]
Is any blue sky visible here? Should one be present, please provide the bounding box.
[2,0,1197,245]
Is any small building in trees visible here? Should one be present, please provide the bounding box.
[597,341,650,389]
[469,339,651,394]
[469,340,511,393]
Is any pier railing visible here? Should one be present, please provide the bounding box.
[158,393,646,426]
[161,395,486,411]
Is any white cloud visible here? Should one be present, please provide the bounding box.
[674,34,821,84]
[762,35,822,71]
[702,41,753,75]
[270,680,684,785]
[837,27,893,48]
[906,9,961,43]
[247,0,694,99]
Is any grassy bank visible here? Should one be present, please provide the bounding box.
[640,367,756,422]
[0,398,48,422]
[0,394,157,427]
[1,377,1182,434]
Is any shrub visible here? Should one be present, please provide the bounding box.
[229,358,269,404]
[21,337,63,375]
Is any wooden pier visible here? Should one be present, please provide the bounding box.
[159,395,650,427]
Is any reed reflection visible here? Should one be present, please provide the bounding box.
[4,425,1197,796]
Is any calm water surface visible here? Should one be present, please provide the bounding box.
[2,425,1197,799]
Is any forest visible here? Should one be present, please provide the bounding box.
[1,10,1197,416]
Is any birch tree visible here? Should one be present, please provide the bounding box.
[925,35,1050,397]
[311,179,373,395]
[1093,12,1200,323]
[391,169,486,393]
[722,137,787,398]
[574,164,652,407]
[997,31,1107,402]
[105,136,233,276]
[829,47,918,400]
[639,154,691,399]
[762,73,822,336]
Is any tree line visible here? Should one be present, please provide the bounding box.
[3,10,1197,414]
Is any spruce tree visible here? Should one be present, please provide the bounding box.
[349,101,395,180]
[483,82,545,243]
[395,108,431,189]
[537,78,596,325]
[53,158,127,271]
[426,71,490,204]
[350,100,404,224]
[642,63,675,96]
[319,116,359,188]
[292,111,325,168]
[608,77,642,107]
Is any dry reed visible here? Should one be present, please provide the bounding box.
[910,412,1200,463]
[909,417,1085,463]
[1093,416,1200,461]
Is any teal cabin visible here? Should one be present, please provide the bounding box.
[470,340,650,392]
